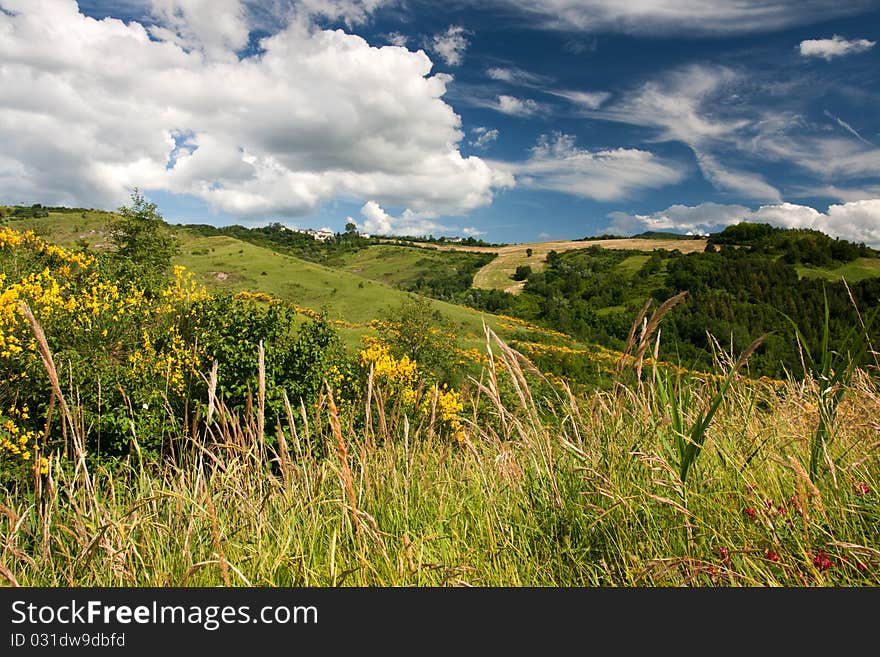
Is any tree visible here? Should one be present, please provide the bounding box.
[109,189,178,287]
[512,264,532,281]
[345,221,357,234]
[526,248,533,257]
[380,295,459,384]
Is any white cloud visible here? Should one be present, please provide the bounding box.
[485,66,549,86]
[384,31,409,47]
[359,200,450,236]
[793,184,880,203]
[149,0,249,60]
[290,0,394,28]
[595,64,781,201]
[462,226,485,236]
[492,132,685,202]
[469,127,500,149]
[695,152,782,202]
[496,95,540,116]
[824,110,873,146]
[607,199,880,246]
[0,1,512,220]
[428,25,470,67]
[495,1,875,36]
[799,35,876,60]
[550,89,611,110]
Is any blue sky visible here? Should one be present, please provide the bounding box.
[2,1,880,244]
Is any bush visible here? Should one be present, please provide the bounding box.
[512,265,532,281]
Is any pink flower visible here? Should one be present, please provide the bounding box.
[744,507,757,520]
[854,482,870,496]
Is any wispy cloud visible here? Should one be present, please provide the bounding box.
[383,31,409,47]
[824,110,874,146]
[494,1,875,36]
[592,64,780,201]
[486,66,551,86]
[799,35,876,60]
[491,132,685,201]
[469,127,500,149]
[494,95,539,116]
[549,89,611,110]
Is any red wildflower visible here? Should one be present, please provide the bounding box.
[812,550,833,571]
[854,482,870,496]
[856,562,868,573]
[765,549,779,562]
[744,507,757,520]
[718,547,730,561]
[766,499,774,509]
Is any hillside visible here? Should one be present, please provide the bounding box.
[0,206,595,362]
[1,203,878,590]
[4,206,879,382]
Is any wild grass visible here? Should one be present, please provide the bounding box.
[1,322,877,587]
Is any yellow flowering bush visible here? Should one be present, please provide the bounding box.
[358,336,467,443]
[0,227,211,465]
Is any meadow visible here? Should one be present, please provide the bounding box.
[0,203,878,587]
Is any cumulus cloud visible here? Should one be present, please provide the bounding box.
[799,35,876,60]
[149,0,250,59]
[469,127,500,149]
[494,1,875,36]
[491,132,685,202]
[462,226,485,236]
[428,25,470,67]
[359,200,451,236]
[606,199,880,246]
[0,0,512,220]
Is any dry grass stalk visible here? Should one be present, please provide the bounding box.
[204,494,231,587]
[326,384,363,545]
[205,360,219,425]
[257,340,266,459]
[19,302,94,501]
[635,291,689,381]
[617,297,653,376]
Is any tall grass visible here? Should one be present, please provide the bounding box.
[1,323,878,587]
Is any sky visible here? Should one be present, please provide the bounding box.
[2,1,880,245]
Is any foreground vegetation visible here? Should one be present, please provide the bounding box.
[1,326,877,586]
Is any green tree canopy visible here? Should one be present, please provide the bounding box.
[109,189,178,288]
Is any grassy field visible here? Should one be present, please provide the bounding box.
[797,257,880,283]
[328,243,492,291]
[2,329,877,586]
[4,210,565,353]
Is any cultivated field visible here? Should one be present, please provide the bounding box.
[436,238,708,293]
